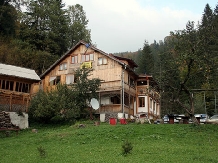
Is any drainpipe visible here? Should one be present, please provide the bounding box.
[122,64,127,118]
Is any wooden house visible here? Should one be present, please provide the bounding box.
[0,63,40,112]
[39,40,161,121]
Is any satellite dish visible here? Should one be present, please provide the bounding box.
[90,98,99,110]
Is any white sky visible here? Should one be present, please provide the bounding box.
[63,0,218,53]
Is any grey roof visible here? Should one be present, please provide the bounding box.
[0,63,40,81]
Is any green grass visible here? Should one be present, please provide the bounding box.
[1,122,218,163]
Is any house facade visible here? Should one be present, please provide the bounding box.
[0,63,40,112]
[40,41,161,121]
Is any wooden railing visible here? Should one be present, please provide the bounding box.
[99,104,133,115]
[0,92,29,112]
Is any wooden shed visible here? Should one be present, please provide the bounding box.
[0,63,40,112]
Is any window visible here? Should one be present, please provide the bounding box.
[137,80,147,86]
[71,55,78,64]
[139,97,145,107]
[110,96,120,104]
[82,55,85,62]
[98,57,107,65]
[9,81,13,91]
[129,77,135,87]
[90,53,94,60]
[0,80,14,91]
[66,74,74,84]
[153,101,156,113]
[14,82,30,93]
[49,76,61,86]
[1,80,5,89]
[59,63,67,71]
[56,76,61,84]
[81,53,94,62]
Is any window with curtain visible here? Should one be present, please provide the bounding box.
[66,74,74,84]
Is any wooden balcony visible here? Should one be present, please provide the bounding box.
[98,104,133,115]
[0,91,30,112]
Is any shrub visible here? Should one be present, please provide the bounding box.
[37,146,46,158]
[122,140,133,156]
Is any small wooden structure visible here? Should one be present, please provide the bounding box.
[0,63,40,112]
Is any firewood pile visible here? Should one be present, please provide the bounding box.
[0,111,20,131]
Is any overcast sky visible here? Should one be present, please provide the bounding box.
[63,0,218,53]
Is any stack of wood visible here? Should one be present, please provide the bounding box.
[0,111,20,134]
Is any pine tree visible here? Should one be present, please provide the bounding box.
[136,40,154,75]
[67,4,91,47]
[19,0,69,56]
[0,1,18,37]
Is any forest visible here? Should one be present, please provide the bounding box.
[1,0,218,117]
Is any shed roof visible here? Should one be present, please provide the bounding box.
[0,63,40,81]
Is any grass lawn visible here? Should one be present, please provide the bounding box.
[0,121,218,163]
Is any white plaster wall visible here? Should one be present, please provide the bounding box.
[138,107,146,113]
[9,112,29,129]
[145,96,148,110]
[117,113,124,119]
[100,113,105,122]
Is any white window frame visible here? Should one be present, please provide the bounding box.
[59,63,67,70]
[98,57,107,65]
[72,55,78,64]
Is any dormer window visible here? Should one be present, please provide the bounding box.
[59,63,67,70]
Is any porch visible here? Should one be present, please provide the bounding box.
[99,104,134,115]
[0,91,30,112]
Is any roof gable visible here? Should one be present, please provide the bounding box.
[40,40,134,78]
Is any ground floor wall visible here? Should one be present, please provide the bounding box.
[136,95,160,119]
[100,112,129,122]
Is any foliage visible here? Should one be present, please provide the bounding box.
[67,4,91,47]
[37,146,46,158]
[0,0,18,37]
[0,1,92,74]
[0,38,58,74]
[114,3,218,117]
[121,140,133,156]
[29,68,101,123]
[136,40,154,75]
[28,85,79,123]
[69,67,102,119]
[20,0,69,56]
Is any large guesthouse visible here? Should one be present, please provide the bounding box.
[39,41,161,122]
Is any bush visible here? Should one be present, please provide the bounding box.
[122,140,133,156]
[29,85,80,123]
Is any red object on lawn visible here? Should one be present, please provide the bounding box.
[110,118,116,125]
[120,118,127,124]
